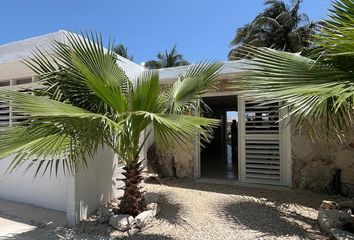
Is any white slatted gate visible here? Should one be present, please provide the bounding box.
[238,97,291,187]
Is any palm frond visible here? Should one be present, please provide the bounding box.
[315,0,354,72]
[66,32,130,113]
[237,46,354,138]
[130,71,160,113]
[113,44,134,61]
[0,89,121,130]
[230,24,252,47]
[133,111,219,151]
[145,45,190,69]
[145,60,162,69]
[0,88,122,174]
[258,0,286,20]
[24,32,123,114]
[229,0,314,59]
[161,62,222,113]
[253,17,281,29]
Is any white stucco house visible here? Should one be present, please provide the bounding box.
[1,31,354,225]
[0,31,144,225]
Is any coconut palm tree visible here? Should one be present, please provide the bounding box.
[113,44,134,61]
[238,0,354,139]
[145,45,190,69]
[229,0,318,60]
[0,32,221,216]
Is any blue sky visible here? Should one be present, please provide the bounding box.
[0,0,332,64]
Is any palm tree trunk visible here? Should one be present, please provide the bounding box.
[119,160,145,217]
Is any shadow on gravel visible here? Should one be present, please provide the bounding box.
[5,230,174,240]
[217,198,321,240]
[155,178,335,210]
[0,226,66,240]
[144,191,187,227]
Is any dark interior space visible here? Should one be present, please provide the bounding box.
[201,95,238,180]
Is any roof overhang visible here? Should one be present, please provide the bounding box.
[158,60,248,85]
[0,31,144,81]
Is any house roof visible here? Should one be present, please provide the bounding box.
[158,60,247,83]
[0,30,144,80]
[0,31,67,65]
[0,30,245,82]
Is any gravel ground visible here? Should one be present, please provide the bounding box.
[7,179,337,240]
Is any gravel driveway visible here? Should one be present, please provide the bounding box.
[128,179,329,240]
[6,179,333,240]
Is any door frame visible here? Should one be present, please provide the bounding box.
[194,92,238,179]
[194,94,292,188]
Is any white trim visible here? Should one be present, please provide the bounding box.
[203,91,238,98]
[280,110,292,187]
[194,135,201,179]
[194,99,201,179]
[238,96,246,182]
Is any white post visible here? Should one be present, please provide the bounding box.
[237,96,246,182]
[279,108,292,187]
[65,174,77,225]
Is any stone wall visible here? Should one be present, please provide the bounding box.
[292,128,354,196]
[147,141,195,179]
[173,141,195,178]
[149,125,354,196]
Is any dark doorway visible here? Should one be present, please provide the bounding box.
[201,95,238,180]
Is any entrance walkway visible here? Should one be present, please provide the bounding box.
[201,143,237,180]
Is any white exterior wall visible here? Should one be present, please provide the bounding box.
[0,34,70,214]
[0,31,145,224]
[0,156,67,212]
[66,146,125,224]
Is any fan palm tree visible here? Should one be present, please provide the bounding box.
[238,0,354,139]
[229,0,318,60]
[145,45,190,69]
[113,44,134,61]
[0,32,222,216]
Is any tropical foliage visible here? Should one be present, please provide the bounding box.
[0,32,222,216]
[145,45,190,69]
[238,0,354,139]
[113,44,134,61]
[229,0,318,60]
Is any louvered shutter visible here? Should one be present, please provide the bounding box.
[0,77,34,126]
[238,97,290,186]
[0,101,10,128]
[0,80,11,128]
[11,88,31,125]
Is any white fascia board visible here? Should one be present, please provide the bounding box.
[0,31,68,65]
[158,60,249,84]
[0,30,145,80]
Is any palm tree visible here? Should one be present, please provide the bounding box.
[238,0,354,139]
[113,44,134,61]
[0,32,222,216]
[145,45,190,69]
[229,0,318,60]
